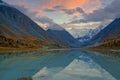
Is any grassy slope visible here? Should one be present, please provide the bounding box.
[86,38,120,50]
[0,32,62,51]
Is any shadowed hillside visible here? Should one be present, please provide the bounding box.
[0,1,72,50]
[88,38,120,50]
[87,18,120,50]
[0,32,61,50]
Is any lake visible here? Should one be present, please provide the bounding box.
[0,50,120,80]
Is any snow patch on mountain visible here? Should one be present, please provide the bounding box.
[66,26,105,42]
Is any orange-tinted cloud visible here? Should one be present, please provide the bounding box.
[35,0,101,16]
[5,0,101,17]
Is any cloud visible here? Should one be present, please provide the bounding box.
[35,16,55,28]
[4,0,102,21]
[35,16,64,30]
[44,6,85,16]
[34,0,101,16]
[53,5,64,9]
[34,16,54,30]
[4,0,115,30]
[76,7,85,14]
[62,7,85,16]
[44,8,56,12]
[69,19,88,24]
[44,5,64,12]
[69,0,120,24]
[63,22,101,30]
[85,0,120,21]
[13,5,37,19]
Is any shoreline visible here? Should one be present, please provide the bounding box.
[1,46,120,54]
[0,47,77,53]
[84,47,120,52]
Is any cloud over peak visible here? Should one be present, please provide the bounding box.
[4,0,117,30]
[69,0,120,24]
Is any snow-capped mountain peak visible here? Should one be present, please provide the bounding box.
[67,26,105,42]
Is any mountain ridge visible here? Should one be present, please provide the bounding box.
[36,16,81,48]
[0,1,69,49]
[90,18,120,45]
[87,18,120,50]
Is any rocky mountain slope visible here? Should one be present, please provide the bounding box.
[46,23,81,48]
[88,18,120,49]
[0,1,65,49]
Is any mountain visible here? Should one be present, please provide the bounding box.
[65,26,104,47]
[67,26,104,43]
[90,18,120,45]
[0,32,55,49]
[67,28,92,38]
[46,23,81,48]
[0,2,50,41]
[88,39,120,50]
[36,16,81,48]
[0,1,65,49]
[89,18,120,48]
[0,1,81,49]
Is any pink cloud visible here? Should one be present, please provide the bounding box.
[35,0,102,16]
[5,0,102,17]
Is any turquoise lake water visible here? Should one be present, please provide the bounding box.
[0,50,120,80]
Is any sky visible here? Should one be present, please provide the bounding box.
[3,0,120,30]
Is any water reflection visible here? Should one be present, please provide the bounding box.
[0,50,119,80]
[86,50,120,80]
[33,52,116,80]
